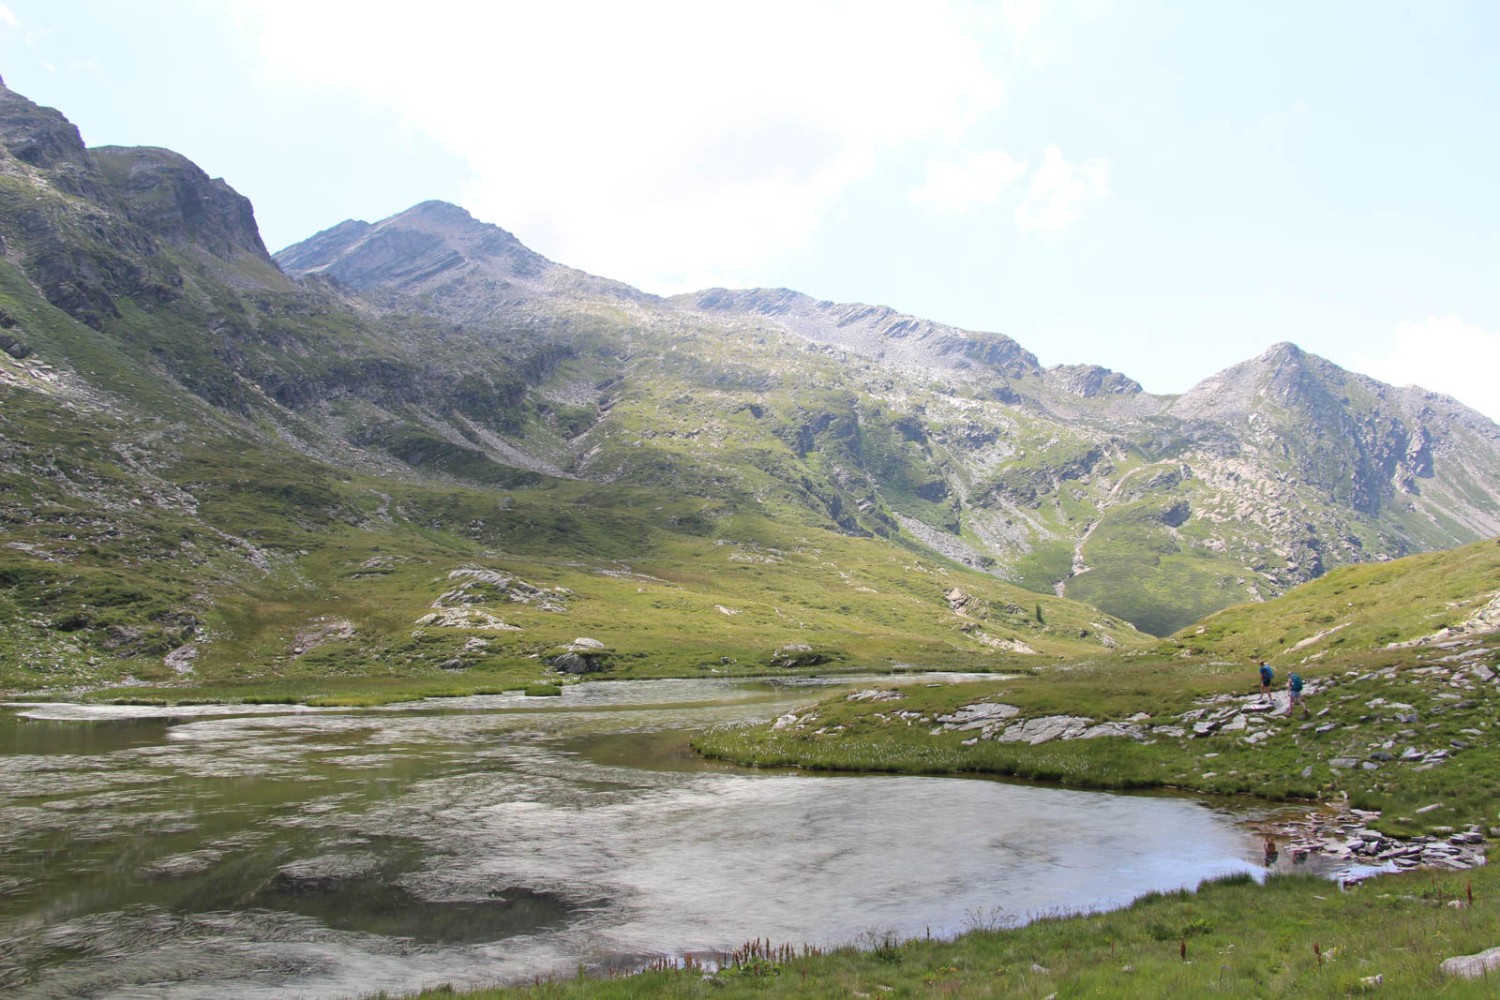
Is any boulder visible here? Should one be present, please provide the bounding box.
[770,643,829,668]
[1440,946,1500,980]
[550,638,612,674]
[551,651,603,675]
[0,332,29,358]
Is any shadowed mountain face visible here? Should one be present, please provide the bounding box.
[0,78,1497,691]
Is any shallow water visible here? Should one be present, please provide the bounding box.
[0,675,1263,998]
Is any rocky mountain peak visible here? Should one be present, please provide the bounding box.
[1170,340,1337,422]
[402,199,487,226]
[275,201,648,312]
[277,200,563,295]
[0,79,103,200]
[90,146,270,261]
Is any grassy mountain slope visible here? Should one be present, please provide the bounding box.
[279,208,1500,636]
[2,75,1498,696]
[1162,534,1500,662]
[0,82,1148,693]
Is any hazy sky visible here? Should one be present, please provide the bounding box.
[2,1,1497,420]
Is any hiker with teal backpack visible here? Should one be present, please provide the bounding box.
[1287,671,1309,717]
[1258,661,1274,704]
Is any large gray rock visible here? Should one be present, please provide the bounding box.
[1440,946,1500,979]
[934,702,1020,730]
[550,637,611,674]
[550,652,602,675]
[770,643,829,668]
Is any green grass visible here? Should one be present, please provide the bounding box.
[1066,498,1249,636]
[0,427,1152,692]
[1160,537,1500,662]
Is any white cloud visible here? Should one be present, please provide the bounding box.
[0,4,16,29]
[1355,315,1500,422]
[233,1,1005,293]
[1014,145,1110,236]
[909,149,1027,217]
[999,0,1042,39]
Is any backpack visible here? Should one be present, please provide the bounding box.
[1289,672,1303,693]
[1260,664,1273,684]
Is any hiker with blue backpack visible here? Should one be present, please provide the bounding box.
[1287,671,1309,717]
[1257,660,1274,704]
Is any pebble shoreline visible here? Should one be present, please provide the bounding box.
[1255,804,1488,883]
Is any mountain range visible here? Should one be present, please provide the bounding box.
[1,77,1497,690]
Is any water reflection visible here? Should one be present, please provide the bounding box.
[0,676,1261,998]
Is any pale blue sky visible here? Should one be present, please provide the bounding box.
[2,1,1496,420]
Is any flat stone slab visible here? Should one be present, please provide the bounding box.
[935,702,1020,729]
[996,715,1094,745]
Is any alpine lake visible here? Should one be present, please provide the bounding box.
[0,674,1279,998]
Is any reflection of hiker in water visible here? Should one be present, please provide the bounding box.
[1288,672,1309,717]
[1263,836,1278,867]
[1258,661,1274,703]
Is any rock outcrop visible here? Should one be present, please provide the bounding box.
[91,145,270,260]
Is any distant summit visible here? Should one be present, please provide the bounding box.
[275,200,646,308]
